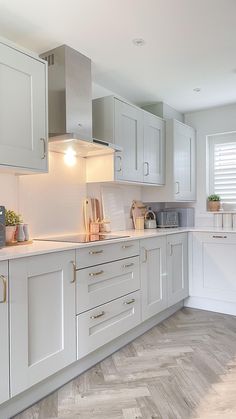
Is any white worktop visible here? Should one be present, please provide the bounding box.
[0,226,236,261]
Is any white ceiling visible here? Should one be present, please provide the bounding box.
[0,0,236,112]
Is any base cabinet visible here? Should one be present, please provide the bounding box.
[9,251,76,396]
[0,261,9,404]
[191,232,236,303]
[77,290,141,359]
[140,237,167,321]
[167,233,188,306]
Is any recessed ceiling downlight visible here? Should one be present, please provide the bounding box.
[132,38,146,47]
[193,87,201,92]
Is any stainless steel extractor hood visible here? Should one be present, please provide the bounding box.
[40,45,120,157]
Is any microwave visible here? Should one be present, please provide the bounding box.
[156,210,179,228]
[0,206,6,248]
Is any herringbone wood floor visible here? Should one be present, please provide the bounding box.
[14,308,236,419]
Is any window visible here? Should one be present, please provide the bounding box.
[209,132,236,203]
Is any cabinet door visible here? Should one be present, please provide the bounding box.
[192,233,236,303]
[143,112,165,184]
[0,41,48,171]
[114,99,143,182]
[10,251,76,396]
[174,121,196,201]
[167,233,188,306]
[0,261,9,404]
[140,237,167,321]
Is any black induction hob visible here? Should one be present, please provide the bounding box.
[36,233,130,243]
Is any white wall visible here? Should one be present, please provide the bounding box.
[185,103,236,226]
[18,152,86,237]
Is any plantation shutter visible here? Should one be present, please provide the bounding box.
[209,134,236,203]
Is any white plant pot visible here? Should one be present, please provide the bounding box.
[5,226,17,243]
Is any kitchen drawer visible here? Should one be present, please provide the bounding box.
[77,290,141,358]
[76,256,140,314]
[76,240,139,268]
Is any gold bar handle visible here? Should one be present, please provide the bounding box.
[122,244,134,249]
[40,138,47,160]
[212,235,227,239]
[123,298,135,305]
[0,275,7,303]
[89,250,104,255]
[90,311,105,319]
[70,261,76,283]
[89,270,104,277]
[122,263,134,268]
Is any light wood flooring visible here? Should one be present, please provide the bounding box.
[14,308,236,419]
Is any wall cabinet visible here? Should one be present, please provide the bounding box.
[191,232,236,303]
[142,119,196,202]
[0,261,9,404]
[0,39,48,172]
[89,96,165,185]
[167,233,188,306]
[9,251,76,396]
[140,236,167,320]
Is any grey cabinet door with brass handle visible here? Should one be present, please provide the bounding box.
[0,261,9,404]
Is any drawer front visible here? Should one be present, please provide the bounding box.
[76,240,139,268]
[77,290,141,359]
[76,256,140,314]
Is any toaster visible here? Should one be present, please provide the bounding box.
[0,206,6,248]
[157,210,179,228]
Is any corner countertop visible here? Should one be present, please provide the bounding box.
[0,226,236,262]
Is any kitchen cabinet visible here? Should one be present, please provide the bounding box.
[114,99,143,182]
[143,111,165,185]
[142,119,196,202]
[77,290,141,359]
[76,256,140,314]
[9,251,76,396]
[0,38,48,172]
[88,96,165,184]
[140,236,167,321]
[191,232,236,303]
[0,261,9,404]
[167,233,188,306]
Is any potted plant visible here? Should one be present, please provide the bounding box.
[5,209,22,243]
[207,194,221,212]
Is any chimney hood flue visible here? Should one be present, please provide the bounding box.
[40,45,120,157]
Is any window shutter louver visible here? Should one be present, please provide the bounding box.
[213,142,236,202]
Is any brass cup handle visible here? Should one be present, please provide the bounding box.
[0,275,7,303]
[89,250,104,255]
[123,298,135,305]
[90,311,105,320]
[89,270,104,277]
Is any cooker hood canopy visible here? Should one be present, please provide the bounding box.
[41,45,120,157]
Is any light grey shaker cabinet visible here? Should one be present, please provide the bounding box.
[140,236,167,321]
[0,261,9,404]
[143,111,165,185]
[114,98,144,182]
[0,39,48,172]
[9,251,76,396]
[167,233,188,306]
[92,96,165,184]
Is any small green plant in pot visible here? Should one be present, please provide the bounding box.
[5,209,22,244]
[207,194,221,212]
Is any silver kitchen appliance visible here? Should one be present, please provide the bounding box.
[156,210,179,228]
[0,206,6,248]
[40,45,121,157]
